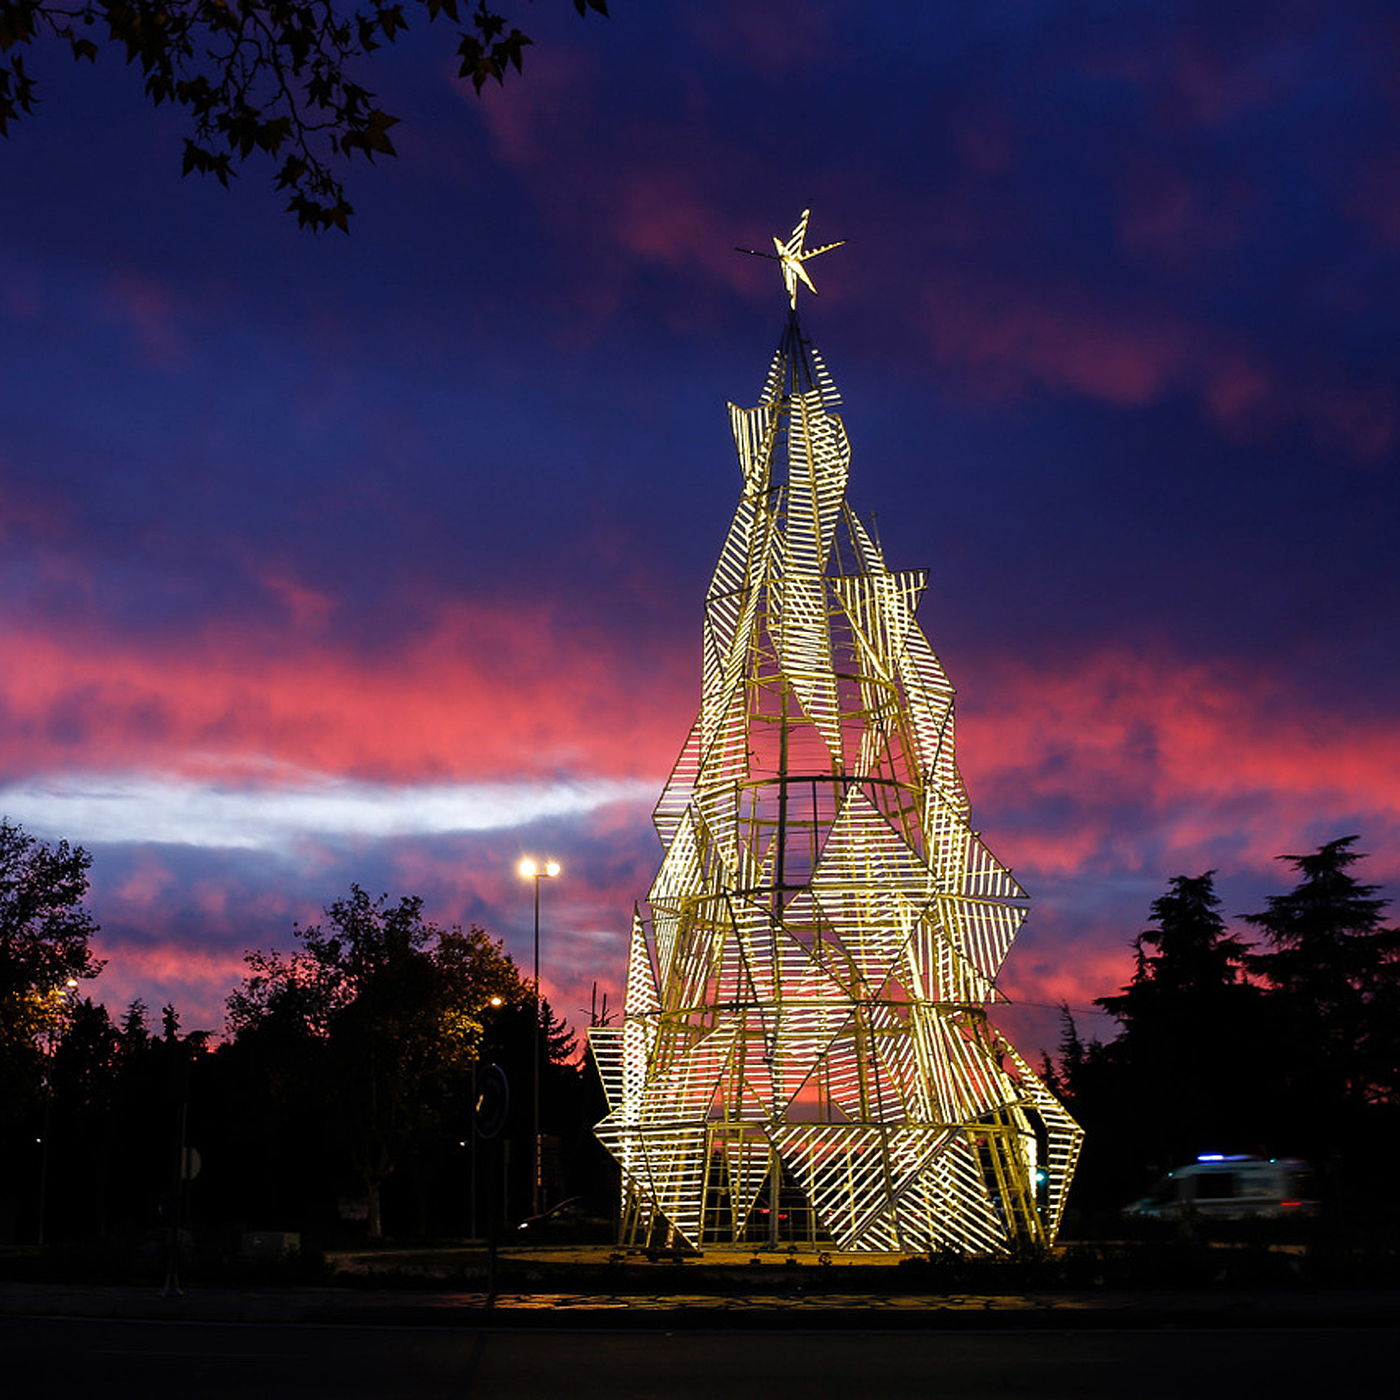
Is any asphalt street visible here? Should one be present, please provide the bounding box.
[5,1314,1395,1400]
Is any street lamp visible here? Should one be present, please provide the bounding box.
[518,857,560,1216]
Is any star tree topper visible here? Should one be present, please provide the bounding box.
[738,208,846,308]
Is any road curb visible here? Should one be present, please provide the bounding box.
[1,1281,1397,1331]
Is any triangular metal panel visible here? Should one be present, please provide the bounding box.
[624,906,660,1018]
[588,1025,624,1113]
[772,1123,890,1251]
[722,1132,772,1235]
[728,402,775,491]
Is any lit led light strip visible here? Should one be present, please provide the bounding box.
[589,212,1081,1254]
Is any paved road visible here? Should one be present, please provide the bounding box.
[6,1315,1394,1399]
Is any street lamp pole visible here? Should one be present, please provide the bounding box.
[518,858,560,1218]
[469,993,503,1239]
[37,977,79,1250]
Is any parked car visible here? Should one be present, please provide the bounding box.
[1124,1155,1319,1221]
[514,1197,614,1243]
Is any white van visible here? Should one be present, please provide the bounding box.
[1124,1155,1319,1221]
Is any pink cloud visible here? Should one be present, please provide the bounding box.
[53,633,1400,1055]
[2,260,43,320]
[112,852,177,907]
[1349,150,1400,248]
[1115,158,1251,272]
[102,270,190,371]
[1305,380,1398,463]
[473,46,602,172]
[258,566,334,633]
[0,478,61,540]
[920,263,1395,460]
[464,46,811,334]
[1202,355,1275,435]
[457,16,1393,465]
[1090,19,1319,134]
[925,268,1194,406]
[614,173,749,282]
[998,940,1129,1012]
[952,106,1020,177]
[12,610,1398,902]
[995,935,1131,1032]
[88,939,252,1032]
[958,646,1400,885]
[0,598,693,785]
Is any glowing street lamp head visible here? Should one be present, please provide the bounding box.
[519,857,562,880]
[545,860,561,878]
[518,858,537,878]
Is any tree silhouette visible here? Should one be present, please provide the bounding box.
[227,884,528,1237]
[1062,872,1269,1204]
[1105,874,1267,1158]
[0,816,104,1234]
[0,816,103,1045]
[1061,846,1400,1214]
[1243,837,1400,1163]
[0,0,608,230]
[44,996,119,1238]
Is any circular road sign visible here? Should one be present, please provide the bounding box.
[475,1064,510,1140]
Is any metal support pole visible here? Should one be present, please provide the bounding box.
[532,871,542,1218]
[36,1091,50,1249]
[163,1095,187,1296]
[469,1061,478,1240]
[769,1145,779,1249]
[518,856,558,1222]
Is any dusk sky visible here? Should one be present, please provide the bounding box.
[3,1,1398,1056]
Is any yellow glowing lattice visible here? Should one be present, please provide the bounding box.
[591,213,1080,1254]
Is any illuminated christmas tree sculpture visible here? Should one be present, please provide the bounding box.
[589,213,1081,1254]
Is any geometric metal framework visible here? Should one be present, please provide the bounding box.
[590,214,1082,1254]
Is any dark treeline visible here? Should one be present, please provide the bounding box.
[0,817,611,1259]
[1053,836,1400,1219]
[5,813,1399,1260]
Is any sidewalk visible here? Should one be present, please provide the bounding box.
[1,1277,1396,1331]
